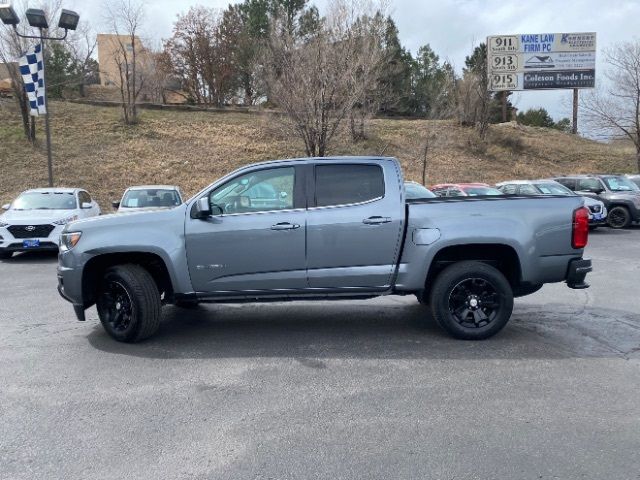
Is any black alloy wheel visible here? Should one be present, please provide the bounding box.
[607,206,631,229]
[101,280,134,333]
[448,278,501,329]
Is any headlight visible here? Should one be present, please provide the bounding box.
[59,232,82,251]
[53,215,78,225]
[0,221,8,228]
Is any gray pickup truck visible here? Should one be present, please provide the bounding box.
[57,157,592,343]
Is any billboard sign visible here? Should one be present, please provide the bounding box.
[487,32,596,91]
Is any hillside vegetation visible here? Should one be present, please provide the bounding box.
[0,101,636,210]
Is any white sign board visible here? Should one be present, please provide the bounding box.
[487,32,596,91]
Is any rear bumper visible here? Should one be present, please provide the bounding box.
[566,258,592,289]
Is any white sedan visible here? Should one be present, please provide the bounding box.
[0,188,100,259]
[112,185,183,213]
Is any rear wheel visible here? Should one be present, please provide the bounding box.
[96,264,161,342]
[607,206,631,229]
[429,261,514,340]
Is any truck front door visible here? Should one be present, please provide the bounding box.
[185,166,307,294]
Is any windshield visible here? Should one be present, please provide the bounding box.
[603,176,640,192]
[463,186,503,196]
[405,183,436,199]
[533,183,574,195]
[121,189,181,208]
[12,192,77,210]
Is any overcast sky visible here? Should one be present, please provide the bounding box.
[72,0,640,122]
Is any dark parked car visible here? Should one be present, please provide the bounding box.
[553,175,640,228]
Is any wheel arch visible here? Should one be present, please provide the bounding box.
[420,243,522,301]
[81,252,174,308]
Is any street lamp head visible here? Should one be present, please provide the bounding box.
[0,3,19,25]
[25,8,48,29]
[58,9,79,31]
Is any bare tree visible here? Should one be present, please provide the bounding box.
[457,42,491,138]
[264,0,386,157]
[163,6,241,107]
[104,0,146,124]
[65,22,98,97]
[581,40,640,172]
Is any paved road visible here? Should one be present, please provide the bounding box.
[1,228,639,480]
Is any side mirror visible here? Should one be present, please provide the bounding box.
[194,197,212,219]
[81,202,92,209]
[1,204,9,210]
[111,201,120,209]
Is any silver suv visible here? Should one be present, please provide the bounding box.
[554,175,640,228]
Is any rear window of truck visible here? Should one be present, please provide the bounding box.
[315,164,384,207]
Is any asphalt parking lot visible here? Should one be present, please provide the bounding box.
[1,227,639,480]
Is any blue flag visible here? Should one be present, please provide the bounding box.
[19,43,46,116]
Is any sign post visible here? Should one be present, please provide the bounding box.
[487,32,597,133]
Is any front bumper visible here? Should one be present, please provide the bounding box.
[566,258,592,289]
[57,249,87,321]
[0,224,64,253]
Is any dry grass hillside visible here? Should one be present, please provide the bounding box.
[0,100,636,210]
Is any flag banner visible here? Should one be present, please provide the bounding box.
[19,43,46,116]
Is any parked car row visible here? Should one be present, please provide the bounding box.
[416,173,640,230]
[0,185,183,259]
[1,172,638,261]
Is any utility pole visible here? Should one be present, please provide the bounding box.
[572,88,579,134]
[40,31,54,187]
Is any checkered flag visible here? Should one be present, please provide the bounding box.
[19,44,46,116]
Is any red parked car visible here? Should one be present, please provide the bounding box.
[430,183,503,197]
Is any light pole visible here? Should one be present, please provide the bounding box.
[0,4,80,188]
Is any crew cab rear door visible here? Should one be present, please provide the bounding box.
[306,160,404,289]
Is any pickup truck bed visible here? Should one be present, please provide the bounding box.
[57,156,592,343]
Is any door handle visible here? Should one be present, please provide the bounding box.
[362,216,392,225]
[271,222,300,230]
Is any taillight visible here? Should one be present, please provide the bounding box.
[572,207,589,249]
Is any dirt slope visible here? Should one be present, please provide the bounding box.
[0,101,635,209]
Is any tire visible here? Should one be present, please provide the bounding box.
[607,206,631,229]
[0,250,12,260]
[429,261,514,340]
[96,264,161,343]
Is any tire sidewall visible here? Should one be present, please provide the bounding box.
[430,262,514,340]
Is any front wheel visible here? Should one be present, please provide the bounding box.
[429,261,514,340]
[96,264,161,343]
[607,206,631,229]
[0,250,12,260]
